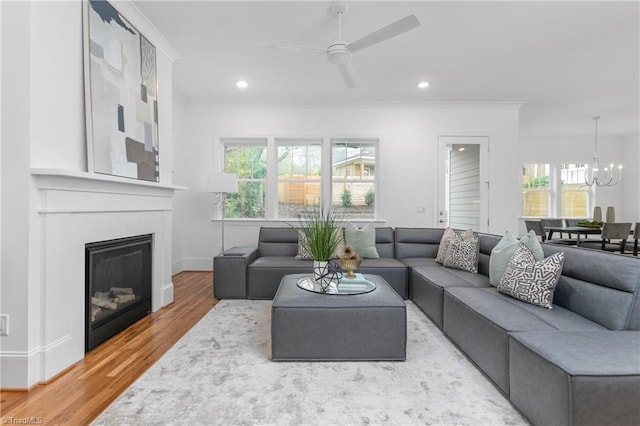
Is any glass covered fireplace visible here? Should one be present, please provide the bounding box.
[85,234,152,352]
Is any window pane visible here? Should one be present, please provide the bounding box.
[278,182,321,218]
[224,144,267,219]
[226,181,265,219]
[522,163,550,189]
[561,163,590,217]
[332,140,376,219]
[225,145,267,179]
[522,163,550,217]
[522,191,550,217]
[561,191,588,217]
[277,145,321,179]
[277,141,322,219]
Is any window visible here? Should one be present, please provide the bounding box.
[522,162,593,218]
[560,163,590,218]
[276,139,322,219]
[522,163,551,217]
[223,140,267,219]
[332,139,376,219]
[218,136,379,220]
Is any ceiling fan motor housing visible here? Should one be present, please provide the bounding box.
[327,43,352,64]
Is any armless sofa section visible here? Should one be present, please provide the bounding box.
[214,226,640,426]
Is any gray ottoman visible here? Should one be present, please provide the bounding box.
[271,273,406,361]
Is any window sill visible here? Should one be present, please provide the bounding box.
[209,218,387,225]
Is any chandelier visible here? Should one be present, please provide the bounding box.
[585,116,622,187]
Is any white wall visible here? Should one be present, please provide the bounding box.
[1,0,179,388]
[622,133,640,221]
[172,103,521,271]
[1,0,33,385]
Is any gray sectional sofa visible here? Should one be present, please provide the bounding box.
[213,226,640,426]
[214,227,409,299]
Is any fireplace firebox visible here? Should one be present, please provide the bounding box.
[85,234,152,352]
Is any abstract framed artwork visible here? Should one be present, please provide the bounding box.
[83,0,159,182]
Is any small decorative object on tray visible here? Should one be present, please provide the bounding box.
[339,245,362,279]
[312,259,343,291]
[576,220,603,229]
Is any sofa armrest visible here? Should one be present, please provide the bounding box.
[213,246,258,299]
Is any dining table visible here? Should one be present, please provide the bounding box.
[545,226,602,246]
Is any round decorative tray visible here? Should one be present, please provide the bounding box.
[296,274,376,295]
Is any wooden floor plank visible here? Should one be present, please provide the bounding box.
[0,271,217,425]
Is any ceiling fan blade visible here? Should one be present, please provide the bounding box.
[254,41,325,53]
[347,15,421,53]
[338,61,358,89]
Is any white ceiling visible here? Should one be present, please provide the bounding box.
[133,1,639,136]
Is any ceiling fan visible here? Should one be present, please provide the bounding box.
[256,3,421,89]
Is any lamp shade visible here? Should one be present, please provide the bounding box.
[207,172,238,193]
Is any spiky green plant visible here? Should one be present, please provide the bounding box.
[299,205,342,261]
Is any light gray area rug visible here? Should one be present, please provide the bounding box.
[94,300,528,425]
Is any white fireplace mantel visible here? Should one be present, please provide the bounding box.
[31,168,186,209]
[2,169,186,388]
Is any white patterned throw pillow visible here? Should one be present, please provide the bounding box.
[489,230,544,286]
[442,232,480,273]
[498,242,565,309]
[436,228,474,264]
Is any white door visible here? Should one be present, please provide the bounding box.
[437,136,489,232]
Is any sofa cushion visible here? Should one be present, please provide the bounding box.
[373,227,395,259]
[250,256,314,269]
[498,243,565,309]
[443,232,479,273]
[400,257,440,268]
[394,227,442,259]
[247,256,315,299]
[542,244,640,330]
[345,223,379,258]
[258,227,299,257]
[489,230,543,286]
[441,266,491,288]
[443,287,606,393]
[410,264,488,329]
[509,331,640,426]
[446,287,606,333]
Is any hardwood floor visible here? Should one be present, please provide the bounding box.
[1,271,217,425]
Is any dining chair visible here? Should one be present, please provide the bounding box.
[564,218,589,240]
[580,222,632,254]
[540,218,578,244]
[564,218,588,227]
[541,218,566,238]
[525,220,546,242]
[633,223,639,256]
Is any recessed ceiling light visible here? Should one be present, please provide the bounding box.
[417,81,430,89]
[458,147,466,152]
[236,80,249,89]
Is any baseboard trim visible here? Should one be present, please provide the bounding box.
[0,334,75,388]
[172,259,184,275]
[162,281,175,306]
[179,258,213,272]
